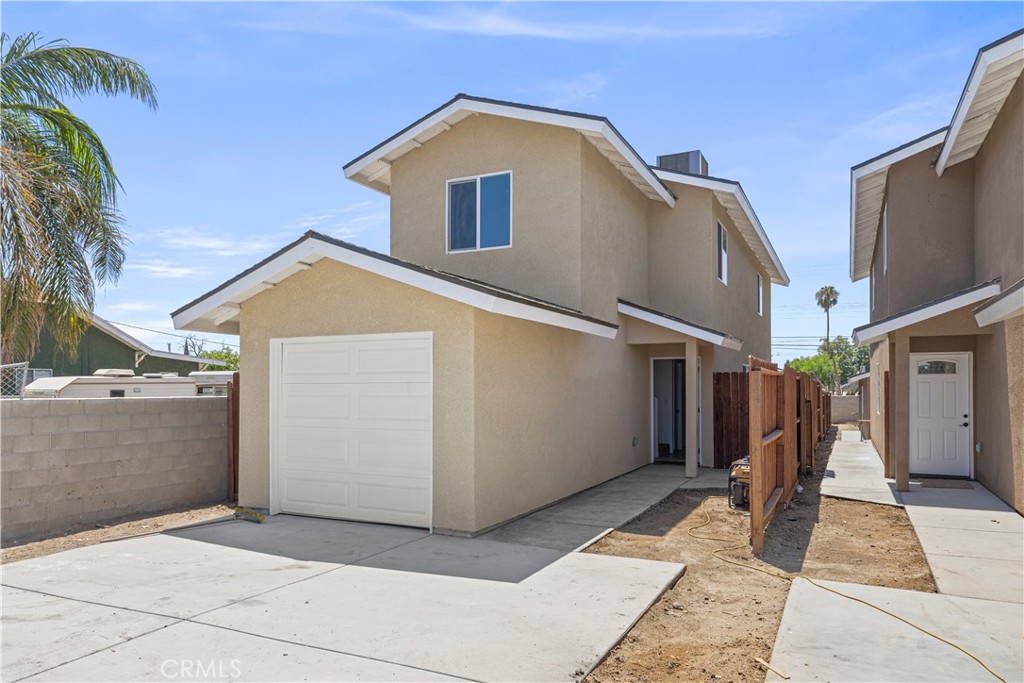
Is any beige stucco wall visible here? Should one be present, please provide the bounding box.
[389,114,584,313]
[579,139,650,321]
[648,183,714,329]
[471,310,653,531]
[867,338,890,471]
[237,259,478,532]
[974,75,1024,286]
[881,149,975,317]
[975,317,1024,513]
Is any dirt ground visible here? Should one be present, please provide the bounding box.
[1,502,235,564]
[585,427,936,683]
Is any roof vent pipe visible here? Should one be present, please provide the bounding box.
[657,150,708,176]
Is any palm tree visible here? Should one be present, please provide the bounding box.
[815,285,840,392]
[1,32,156,363]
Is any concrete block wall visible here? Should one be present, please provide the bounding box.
[830,395,861,424]
[1,397,228,544]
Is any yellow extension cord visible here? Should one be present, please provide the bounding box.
[686,495,1008,683]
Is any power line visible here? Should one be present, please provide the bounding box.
[108,321,241,350]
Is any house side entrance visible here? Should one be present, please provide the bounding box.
[651,357,702,466]
[909,351,972,478]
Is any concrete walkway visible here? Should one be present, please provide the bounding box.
[768,434,1024,682]
[819,430,903,507]
[766,578,1023,683]
[2,463,694,682]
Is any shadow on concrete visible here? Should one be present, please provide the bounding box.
[166,514,570,583]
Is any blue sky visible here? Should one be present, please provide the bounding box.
[6,2,1022,361]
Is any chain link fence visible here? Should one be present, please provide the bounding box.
[1,362,30,398]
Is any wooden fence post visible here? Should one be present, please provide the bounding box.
[749,369,765,554]
[783,367,798,503]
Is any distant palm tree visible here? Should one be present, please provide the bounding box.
[815,285,840,392]
[1,32,156,362]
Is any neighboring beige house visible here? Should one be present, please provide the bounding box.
[850,30,1024,513]
[173,95,788,535]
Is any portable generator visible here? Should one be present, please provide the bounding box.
[728,456,751,509]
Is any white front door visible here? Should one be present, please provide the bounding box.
[270,333,432,528]
[909,352,971,477]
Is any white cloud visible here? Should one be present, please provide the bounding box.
[542,73,608,109]
[290,200,389,244]
[840,95,950,146]
[104,301,156,314]
[153,226,280,257]
[125,260,202,279]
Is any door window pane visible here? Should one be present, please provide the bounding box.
[480,173,511,248]
[448,180,477,251]
[917,360,957,375]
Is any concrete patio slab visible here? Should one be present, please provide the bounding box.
[1,533,340,619]
[820,434,903,507]
[901,481,1024,603]
[679,467,729,489]
[25,621,460,683]
[767,578,1024,683]
[196,552,685,682]
[1,587,175,682]
[353,533,566,582]
[480,515,610,552]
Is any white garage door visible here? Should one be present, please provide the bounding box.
[271,333,432,528]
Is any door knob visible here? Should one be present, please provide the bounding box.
[962,422,969,427]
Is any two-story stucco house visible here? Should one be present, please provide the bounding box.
[172,95,788,535]
[850,30,1024,513]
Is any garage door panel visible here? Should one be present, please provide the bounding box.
[281,338,430,385]
[274,334,432,528]
[280,429,430,475]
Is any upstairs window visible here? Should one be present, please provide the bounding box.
[447,172,512,252]
[717,222,728,284]
[757,273,764,316]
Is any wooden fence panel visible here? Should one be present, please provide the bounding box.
[749,367,787,554]
[713,371,750,468]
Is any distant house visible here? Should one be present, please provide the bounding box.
[29,314,226,378]
[849,30,1023,513]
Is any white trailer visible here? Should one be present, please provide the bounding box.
[23,375,197,398]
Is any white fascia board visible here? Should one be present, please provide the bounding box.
[936,33,1024,176]
[652,169,788,285]
[344,98,674,207]
[849,129,947,280]
[846,372,870,384]
[173,237,618,339]
[852,282,1001,346]
[145,350,228,366]
[93,315,226,366]
[974,286,1024,327]
[617,302,742,350]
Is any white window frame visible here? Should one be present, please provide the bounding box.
[717,222,728,285]
[756,273,764,316]
[445,170,513,254]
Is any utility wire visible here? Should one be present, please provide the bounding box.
[108,321,241,350]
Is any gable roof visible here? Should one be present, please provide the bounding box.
[851,278,1000,346]
[90,315,227,367]
[343,94,676,207]
[936,29,1024,176]
[850,29,1024,282]
[974,277,1024,326]
[171,231,618,339]
[652,168,789,285]
[617,300,743,350]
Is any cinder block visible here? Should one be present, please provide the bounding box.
[49,463,85,485]
[115,429,147,446]
[1,451,39,473]
[0,400,11,419]
[114,457,149,477]
[100,413,132,431]
[99,444,133,463]
[130,413,160,429]
[114,399,147,414]
[12,434,50,453]
[158,411,190,428]
[86,430,118,448]
[84,399,120,416]
[61,448,104,467]
[144,398,183,414]
[1,485,60,507]
[82,461,117,481]
[78,493,120,516]
[67,414,102,432]
[2,503,46,525]
[11,400,50,418]
[145,427,177,443]
[1,417,32,436]
[9,468,49,489]
[32,415,68,435]
[61,477,108,499]
[48,400,85,416]
[184,411,206,426]
[51,432,88,451]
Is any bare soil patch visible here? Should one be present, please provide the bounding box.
[585,429,935,683]
[1,502,234,564]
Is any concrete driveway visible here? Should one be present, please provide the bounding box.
[2,465,688,682]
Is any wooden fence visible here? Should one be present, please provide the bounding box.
[226,372,240,501]
[747,356,830,553]
[712,372,749,468]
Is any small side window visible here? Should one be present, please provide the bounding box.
[717,223,728,285]
[109,389,125,398]
[447,172,512,252]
